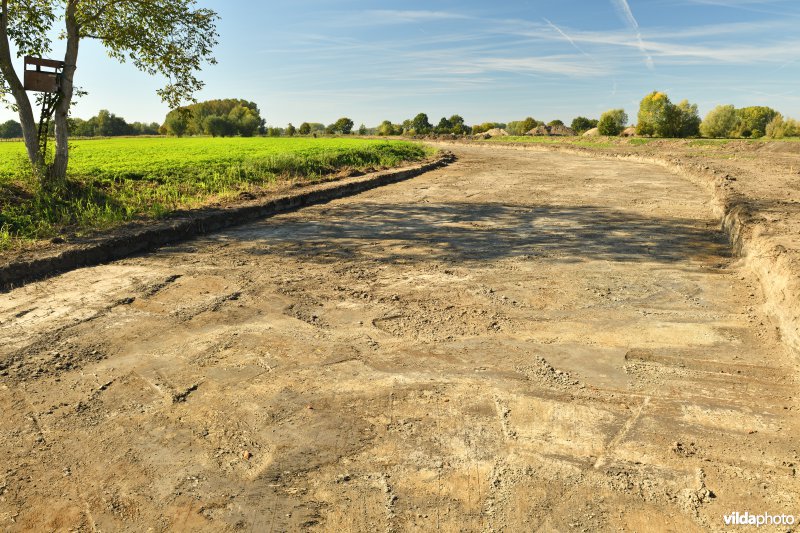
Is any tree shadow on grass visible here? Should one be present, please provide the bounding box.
[224,202,731,267]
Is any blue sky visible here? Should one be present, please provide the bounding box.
[2,0,800,127]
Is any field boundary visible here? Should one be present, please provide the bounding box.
[0,151,455,291]
[444,140,800,358]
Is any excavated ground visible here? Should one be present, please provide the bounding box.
[1,145,798,532]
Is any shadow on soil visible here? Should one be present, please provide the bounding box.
[208,202,731,266]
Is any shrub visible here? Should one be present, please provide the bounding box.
[598,109,627,136]
[700,105,738,138]
[735,106,779,138]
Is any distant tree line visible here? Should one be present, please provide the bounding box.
[5,92,796,142]
[69,110,161,137]
[1,111,160,139]
[588,91,795,139]
[700,104,794,139]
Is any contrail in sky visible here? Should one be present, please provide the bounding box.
[611,0,655,69]
[543,18,593,59]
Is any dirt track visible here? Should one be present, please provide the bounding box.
[1,145,798,532]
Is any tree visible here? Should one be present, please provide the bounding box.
[358,123,367,135]
[434,116,452,134]
[700,105,738,138]
[164,109,190,137]
[571,117,598,135]
[129,121,160,135]
[784,118,800,137]
[449,115,469,135]
[228,104,260,137]
[636,91,674,137]
[204,115,236,137]
[735,106,779,138]
[0,118,21,138]
[0,1,218,185]
[68,117,94,137]
[377,120,400,136]
[598,109,627,136]
[636,91,700,138]
[331,117,354,134]
[766,116,800,139]
[548,119,564,127]
[674,100,701,138]
[286,123,296,137]
[298,122,311,135]
[95,109,130,136]
[411,113,432,135]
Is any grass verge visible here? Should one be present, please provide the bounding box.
[0,137,432,251]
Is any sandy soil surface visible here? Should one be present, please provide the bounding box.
[1,145,798,532]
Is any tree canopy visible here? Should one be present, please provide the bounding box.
[327,117,354,135]
[735,106,779,138]
[162,99,263,137]
[598,109,627,136]
[0,118,21,138]
[410,113,432,135]
[377,120,402,136]
[699,105,738,138]
[636,91,700,138]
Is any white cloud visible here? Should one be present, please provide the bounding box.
[468,57,605,77]
[359,10,470,24]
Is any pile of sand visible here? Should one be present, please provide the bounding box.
[527,125,576,136]
[484,128,508,137]
[549,124,577,136]
[527,125,551,136]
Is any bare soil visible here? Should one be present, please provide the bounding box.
[1,144,798,532]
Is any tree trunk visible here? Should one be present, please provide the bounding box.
[0,0,40,167]
[48,1,79,184]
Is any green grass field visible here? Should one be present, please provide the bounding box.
[0,137,431,250]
